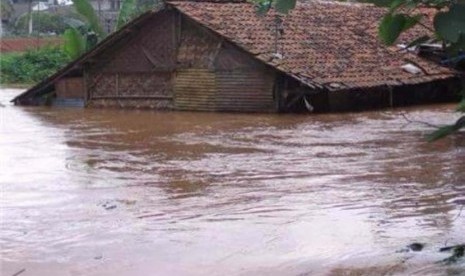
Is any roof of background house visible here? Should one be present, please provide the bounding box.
[12,0,456,103]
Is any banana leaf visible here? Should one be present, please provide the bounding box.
[63,28,86,59]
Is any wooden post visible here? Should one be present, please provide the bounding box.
[116,73,120,96]
[83,65,90,106]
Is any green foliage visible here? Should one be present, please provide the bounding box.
[274,0,296,14]
[456,98,465,112]
[364,0,465,140]
[434,4,465,50]
[427,117,465,141]
[116,0,137,29]
[62,0,107,58]
[72,0,106,38]
[252,0,296,14]
[254,0,271,15]
[0,46,70,84]
[379,14,407,45]
[378,13,422,45]
[136,0,160,12]
[63,28,86,59]
[0,0,13,20]
[63,0,145,58]
[15,12,68,35]
[368,0,465,53]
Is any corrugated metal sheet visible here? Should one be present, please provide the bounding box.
[174,68,276,112]
[216,70,275,112]
[174,69,217,111]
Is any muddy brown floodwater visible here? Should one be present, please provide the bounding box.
[0,88,464,276]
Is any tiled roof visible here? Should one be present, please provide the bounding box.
[170,0,454,90]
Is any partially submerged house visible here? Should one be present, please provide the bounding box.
[12,0,460,112]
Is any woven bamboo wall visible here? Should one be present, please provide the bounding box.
[177,18,220,69]
[55,77,85,98]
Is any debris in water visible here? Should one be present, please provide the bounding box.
[116,199,136,205]
[397,242,424,253]
[104,204,116,210]
[439,244,465,264]
[101,201,117,210]
[408,243,424,252]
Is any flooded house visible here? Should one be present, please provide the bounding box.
[12,0,460,112]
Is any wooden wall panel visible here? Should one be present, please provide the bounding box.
[55,77,85,98]
[94,11,176,73]
[177,18,220,69]
[214,43,263,70]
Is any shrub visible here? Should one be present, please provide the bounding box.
[0,46,71,84]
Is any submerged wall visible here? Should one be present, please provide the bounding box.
[326,78,461,112]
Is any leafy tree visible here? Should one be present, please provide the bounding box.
[255,0,464,140]
[0,0,13,21]
[63,0,151,58]
[15,12,70,35]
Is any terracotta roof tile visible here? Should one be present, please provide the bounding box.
[169,0,454,90]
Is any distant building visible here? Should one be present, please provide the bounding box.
[89,0,120,32]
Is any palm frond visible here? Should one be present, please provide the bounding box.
[72,0,106,38]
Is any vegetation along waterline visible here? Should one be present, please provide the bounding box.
[0,46,71,85]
